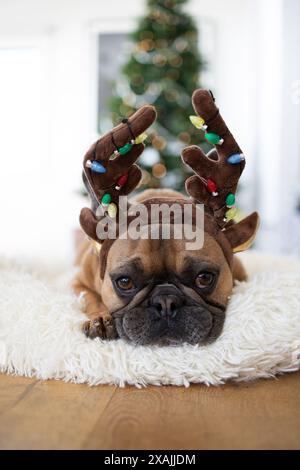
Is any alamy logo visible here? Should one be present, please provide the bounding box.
[95,196,205,250]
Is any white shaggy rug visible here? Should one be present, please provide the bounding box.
[0,252,300,387]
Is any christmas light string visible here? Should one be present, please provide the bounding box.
[190,111,245,222]
[85,120,148,218]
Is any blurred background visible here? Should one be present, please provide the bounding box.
[0,0,299,262]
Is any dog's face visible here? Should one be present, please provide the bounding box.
[100,225,233,346]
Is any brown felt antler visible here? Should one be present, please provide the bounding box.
[80,105,157,242]
[182,89,245,228]
[182,89,259,253]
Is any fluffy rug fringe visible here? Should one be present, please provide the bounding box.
[0,252,299,387]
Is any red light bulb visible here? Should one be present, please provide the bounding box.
[207,179,218,196]
[115,173,128,191]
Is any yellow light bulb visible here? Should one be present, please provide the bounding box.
[107,203,118,218]
[135,133,148,144]
[225,207,238,221]
[189,115,207,130]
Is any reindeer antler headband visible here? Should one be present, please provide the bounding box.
[80,91,259,274]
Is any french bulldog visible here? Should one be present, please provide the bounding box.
[73,90,259,346]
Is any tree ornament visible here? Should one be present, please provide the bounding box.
[189,115,207,130]
[224,207,237,221]
[115,173,128,191]
[152,163,167,179]
[85,159,106,174]
[152,135,167,150]
[205,132,224,145]
[119,142,133,155]
[227,153,245,165]
[135,133,148,144]
[178,132,191,144]
[206,179,218,196]
[101,193,112,208]
[107,202,118,218]
[226,193,235,207]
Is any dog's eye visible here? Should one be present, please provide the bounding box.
[116,276,134,291]
[196,272,215,288]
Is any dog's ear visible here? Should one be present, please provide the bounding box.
[79,208,98,241]
[223,212,260,253]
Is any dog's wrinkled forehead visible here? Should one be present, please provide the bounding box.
[105,226,230,279]
[98,201,235,279]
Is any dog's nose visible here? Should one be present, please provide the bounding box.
[150,284,184,319]
[152,294,181,318]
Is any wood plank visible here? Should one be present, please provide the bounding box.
[1,372,300,450]
[0,374,39,415]
[83,373,300,450]
[0,374,116,450]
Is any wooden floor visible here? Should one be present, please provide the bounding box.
[0,372,300,449]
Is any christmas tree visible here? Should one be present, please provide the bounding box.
[109,0,205,191]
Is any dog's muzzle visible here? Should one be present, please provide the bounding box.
[113,280,226,346]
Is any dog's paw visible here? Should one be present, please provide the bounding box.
[82,315,118,340]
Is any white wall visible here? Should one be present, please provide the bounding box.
[255,0,300,252]
[0,0,299,260]
[0,0,144,261]
[280,0,300,253]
